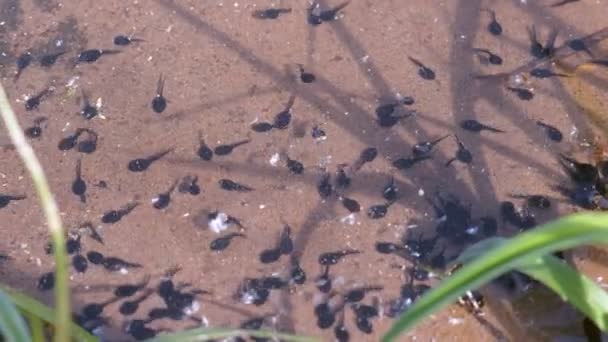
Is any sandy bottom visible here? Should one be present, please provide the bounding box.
[1,0,608,340]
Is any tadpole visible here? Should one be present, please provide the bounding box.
[128,148,173,172]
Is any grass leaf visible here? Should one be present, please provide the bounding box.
[519,254,608,330]
[0,83,71,342]
[0,284,97,342]
[382,212,608,342]
[145,327,320,342]
[0,288,31,342]
[25,310,46,342]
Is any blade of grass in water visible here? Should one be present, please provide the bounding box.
[26,310,45,342]
[519,254,608,327]
[0,288,31,342]
[0,83,71,342]
[146,327,320,342]
[0,284,97,342]
[382,213,608,341]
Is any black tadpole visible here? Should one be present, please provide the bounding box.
[101,202,139,224]
[178,175,200,195]
[58,129,86,151]
[317,172,333,199]
[214,139,250,156]
[77,129,98,154]
[273,95,296,129]
[210,233,245,251]
[25,88,52,111]
[119,289,154,316]
[152,74,167,113]
[279,225,294,255]
[72,159,87,203]
[286,156,304,174]
[102,257,142,272]
[40,51,65,67]
[115,276,150,297]
[113,34,144,46]
[77,49,120,63]
[367,202,394,219]
[197,133,214,160]
[152,180,178,210]
[80,90,98,120]
[219,179,254,192]
[72,254,88,273]
[319,249,360,266]
[251,121,274,133]
[472,48,503,65]
[259,248,281,264]
[460,119,504,133]
[383,177,399,201]
[408,56,435,80]
[37,272,55,291]
[412,135,450,158]
[482,9,502,35]
[507,86,534,101]
[14,52,33,81]
[128,149,173,172]
[446,135,472,166]
[298,64,316,83]
[392,155,430,169]
[341,196,361,213]
[252,8,292,19]
[536,121,563,142]
[25,117,46,139]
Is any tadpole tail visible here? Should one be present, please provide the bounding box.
[167,179,180,193]
[120,202,140,215]
[156,74,165,96]
[75,158,82,178]
[484,125,506,133]
[527,25,538,44]
[284,94,296,111]
[100,49,122,56]
[472,48,490,55]
[545,28,559,51]
[231,139,251,148]
[149,148,174,162]
[407,56,424,67]
[432,134,451,145]
[341,249,361,257]
[331,0,351,13]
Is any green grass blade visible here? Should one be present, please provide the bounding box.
[0,284,97,342]
[0,83,71,342]
[146,327,320,342]
[382,212,608,342]
[0,288,31,342]
[519,254,608,330]
[25,310,45,342]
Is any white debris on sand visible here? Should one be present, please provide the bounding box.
[209,212,229,234]
[269,152,280,166]
[448,317,465,325]
[184,300,200,315]
[340,213,356,225]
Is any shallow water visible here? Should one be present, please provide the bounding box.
[1,0,608,340]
